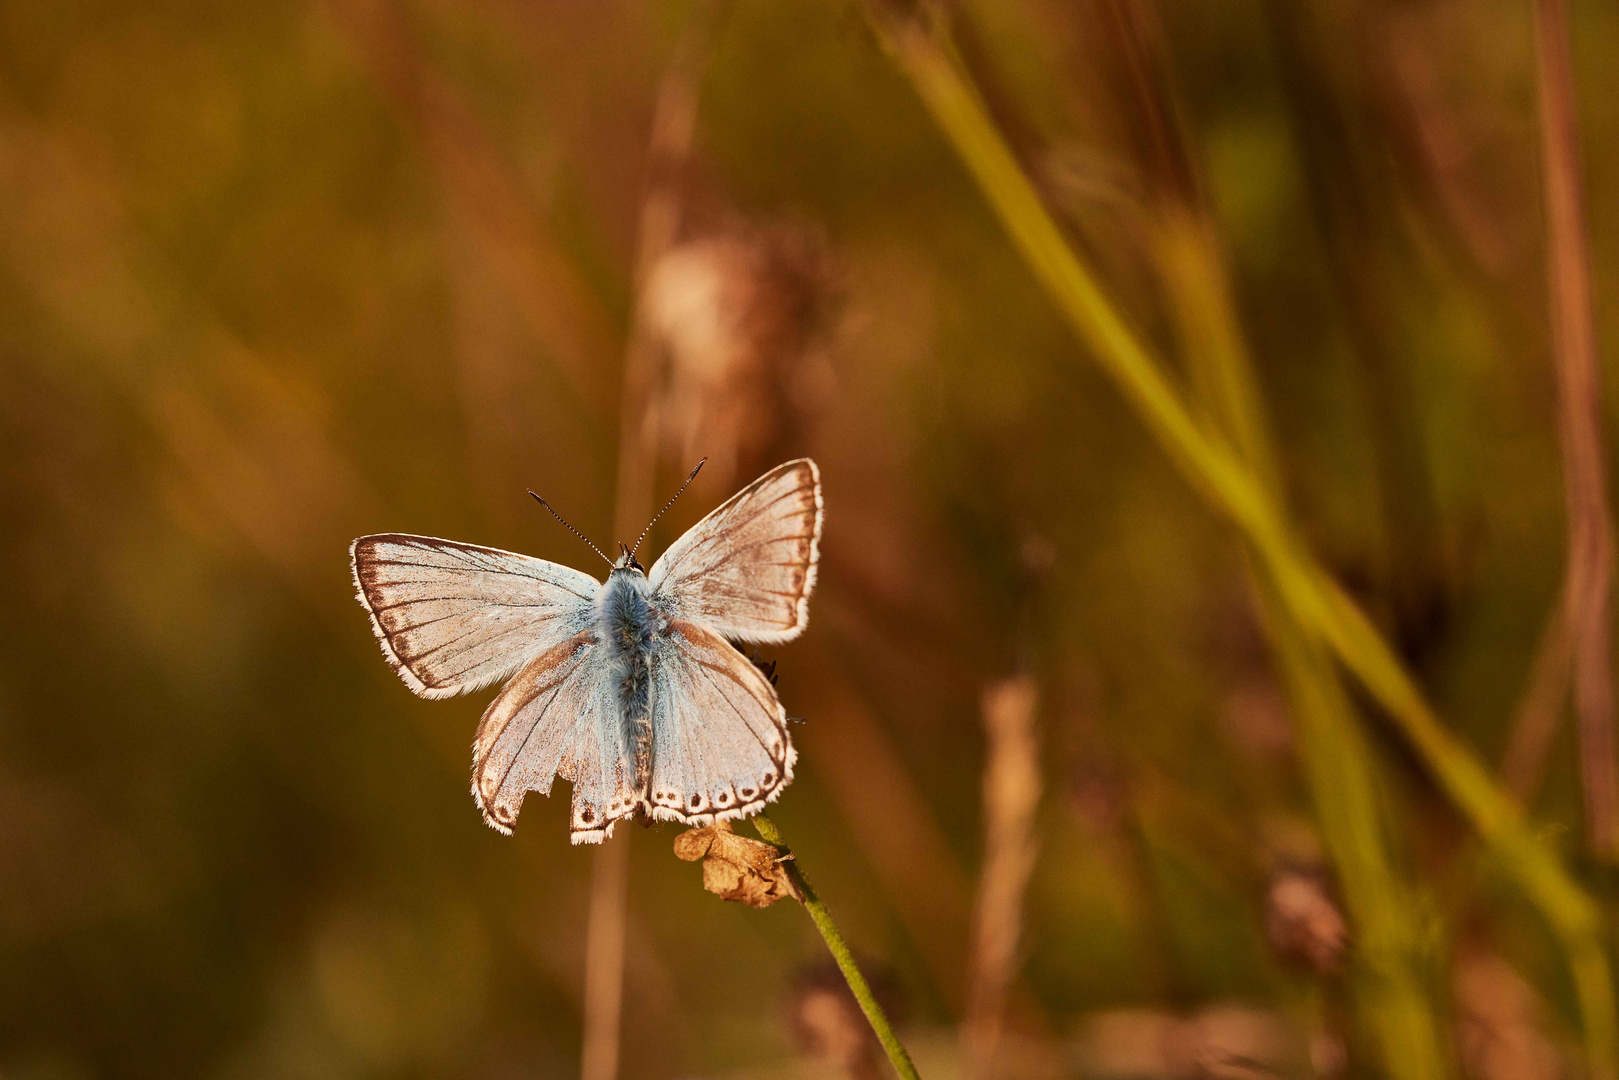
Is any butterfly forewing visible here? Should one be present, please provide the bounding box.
[351,534,599,699]
[648,459,822,644]
[642,619,795,826]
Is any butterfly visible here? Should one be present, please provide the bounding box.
[350,459,821,843]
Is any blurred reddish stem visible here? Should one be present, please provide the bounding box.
[581,836,631,1080]
[611,0,729,552]
[581,6,730,1080]
[1503,594,1575,802]
[1532,0,1618,858]
[964,677,1041,1080]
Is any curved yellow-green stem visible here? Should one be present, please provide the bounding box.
[860,10,1615,1075]
[753,813,923,1080]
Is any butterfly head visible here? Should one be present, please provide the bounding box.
[614,542,645,575]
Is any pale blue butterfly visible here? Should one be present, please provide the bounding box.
[350,459,821,843]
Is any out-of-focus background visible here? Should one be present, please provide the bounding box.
[4,0,1619,1077]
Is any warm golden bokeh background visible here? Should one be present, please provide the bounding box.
[4,0,1619,1077]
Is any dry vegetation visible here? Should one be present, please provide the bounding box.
[2,0,1619,1078]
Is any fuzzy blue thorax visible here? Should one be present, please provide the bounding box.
[599,567,658,792]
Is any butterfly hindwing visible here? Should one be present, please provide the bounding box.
[648,459,822,644]
[351,534,600,699]
[471,630,639,842]
[642,618,795,825]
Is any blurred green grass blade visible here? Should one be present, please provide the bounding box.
[1160,210,1447,1080]
[864,12,1616,1073]
[1262,578,1448,1080]
[1157,212,1282,497]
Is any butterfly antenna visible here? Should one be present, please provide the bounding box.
[630,457,707,559]
[528,490,614,568]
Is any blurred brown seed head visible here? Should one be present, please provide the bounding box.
[980,676,1042,830]
[1203,581,1295,764]
[645,224,837,485]
[1069,758,1129,838]
[1262,866,1349,977]
[1453,950,1563,1080]
[967,675,1043,1078]
[785,961,903,1080]
[1020,533,1058,579]
[1203,578,1271,673]
[1075,1005,1308,1080]
[1309,1032,1348,1080]
[1218,676,1295,764]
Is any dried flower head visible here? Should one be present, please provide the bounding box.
[673,820,802,909]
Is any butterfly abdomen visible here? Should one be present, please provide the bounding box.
[600,570,658,794]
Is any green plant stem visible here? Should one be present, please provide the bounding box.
[1162,210,1446,1080]
[1262,576,1448,1077]
[862,10,1615,1073]
[753,813,923,1080]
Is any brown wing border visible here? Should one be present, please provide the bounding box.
[638,619,798,829]
[350,533,597,700]
[648,458,823,645]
